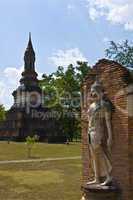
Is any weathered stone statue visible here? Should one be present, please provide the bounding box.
[87,79,113,186]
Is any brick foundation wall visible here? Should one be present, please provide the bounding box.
[81,59,133,200]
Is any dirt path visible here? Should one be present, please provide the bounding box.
[0,156,81,164]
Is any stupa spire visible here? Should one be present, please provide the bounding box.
[20,34,38,86]
[24,33,35,70]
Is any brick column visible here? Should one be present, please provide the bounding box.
[81,59,133,200]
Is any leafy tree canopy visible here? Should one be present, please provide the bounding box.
[39,61,90,141]
[106,40,133,68]
[0,105,6,121]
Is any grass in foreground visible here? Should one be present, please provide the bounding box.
[0,142,81,161]
[0,159,82,200]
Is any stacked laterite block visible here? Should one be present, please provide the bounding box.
[81,59,133,200]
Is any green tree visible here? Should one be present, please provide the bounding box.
[26,135,38,158]
[40,62,90,142]
[106,40,133,68]
[0,105,6,121]
[76,61,91,84]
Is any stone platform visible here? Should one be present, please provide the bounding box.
[81,183,121,200]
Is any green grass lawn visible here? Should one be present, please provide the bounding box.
[0,142,82,200]
[0,142,81,161]
[0,158,81,200]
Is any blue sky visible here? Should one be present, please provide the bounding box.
[0,0,133,108]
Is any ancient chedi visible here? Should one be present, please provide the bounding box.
[0,34,66,143]
[81,59,133,200]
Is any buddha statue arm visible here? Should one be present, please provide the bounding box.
[105,110,113,151]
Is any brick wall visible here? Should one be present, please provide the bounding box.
[81,59,133,200]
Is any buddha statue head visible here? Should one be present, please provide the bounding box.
[90,79,104,101]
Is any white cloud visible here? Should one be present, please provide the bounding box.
[4,67,23,85]
[49,48,87,67]
[89,7,99,20]
[87,0,133,31]
[0,66,23,109]
[0,81,6,103]
[38,72,43,80]
[0,66,43,109]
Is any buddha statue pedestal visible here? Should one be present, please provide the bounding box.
[81,183,121,200]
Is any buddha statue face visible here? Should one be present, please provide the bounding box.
[90,80,104,102]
